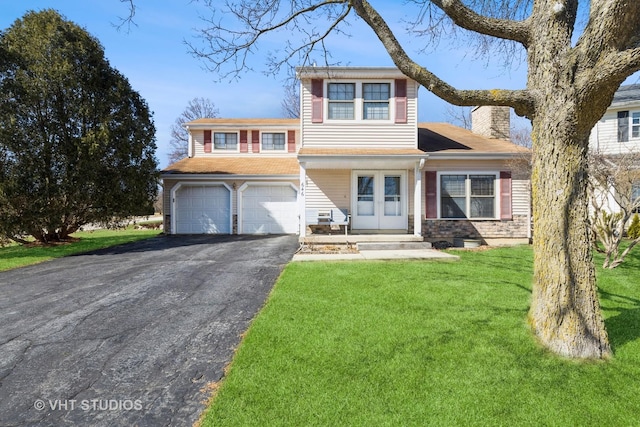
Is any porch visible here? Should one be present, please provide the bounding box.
[299,233,424,244]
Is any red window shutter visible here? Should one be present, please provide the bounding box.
[287,130,296,153]
[425,171,438,219]
[395,79,407,124]
[251,130,260,153]
[500,171,512,220]
[204,130,212,153]
[311,79,323,123]
[240,130,248,153]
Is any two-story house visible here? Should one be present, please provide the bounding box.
[161,67,531,245]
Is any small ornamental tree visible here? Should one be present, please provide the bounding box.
[589,152,640,268]
[0,10,158,243]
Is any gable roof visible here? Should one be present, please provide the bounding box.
[418,123,530,157]
[162,157,299,176]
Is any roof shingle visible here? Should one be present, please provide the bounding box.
[162,157,299,175]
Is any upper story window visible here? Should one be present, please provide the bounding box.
[363,83,390,120]
[617,111,640,142]
[214,132,238,150]
[262,132,286,150]
[440,174,496,219]
[311,78,407,124]
[328,83,355,120]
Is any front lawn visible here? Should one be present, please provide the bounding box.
[200,245,640,426]
[0,228,162,272]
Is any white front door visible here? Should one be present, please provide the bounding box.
[352,171,407,230]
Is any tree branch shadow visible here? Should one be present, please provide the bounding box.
[600,290,640,351]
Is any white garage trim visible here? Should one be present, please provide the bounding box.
[238,182,299,234]
[171,182,232,234]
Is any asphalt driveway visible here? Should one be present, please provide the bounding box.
[0,234,298,426]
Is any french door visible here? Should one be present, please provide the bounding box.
[352,171,407,230]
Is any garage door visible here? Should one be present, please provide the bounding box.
[174,184,231,234]
[240,184,298,234]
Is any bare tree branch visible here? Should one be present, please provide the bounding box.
[350,0,535,116]
[186,0,352,79]
[114,0,137,32]
[168,97,219,163]
[430,0,531,46]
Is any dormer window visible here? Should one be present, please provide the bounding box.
[214,132,238,150]
[363,83,390,120]
[328,83,355,120]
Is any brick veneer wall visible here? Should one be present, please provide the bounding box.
[422,214,529,242]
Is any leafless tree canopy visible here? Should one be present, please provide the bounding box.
[281,77,300,118]
[168,97,219,163]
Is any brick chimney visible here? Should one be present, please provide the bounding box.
[471,106,510,140]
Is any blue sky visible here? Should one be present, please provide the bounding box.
[1,1,635,168]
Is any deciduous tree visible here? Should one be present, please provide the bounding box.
[168,97,219,163]
[0,10,158,243]
[183,0,640,359]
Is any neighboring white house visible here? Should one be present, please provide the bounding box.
[161,66,531,244]
[589,84,640,155]
[588,84,640,215]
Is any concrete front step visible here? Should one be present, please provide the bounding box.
[357,241,433,251]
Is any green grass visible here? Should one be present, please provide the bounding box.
[201,246,640,426]
[0,228,162,271]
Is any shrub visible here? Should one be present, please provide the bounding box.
[628,213,640,239]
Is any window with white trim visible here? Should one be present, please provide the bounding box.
[262,132,286,150]
[440,174,496,219]
[328,83,355,120]
[363,83,390,120]
[617,110,640,142]
[632,112,640,139]
[214,132,237,150]
[632,182,640,213]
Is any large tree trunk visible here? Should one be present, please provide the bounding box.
[528,108,612,359]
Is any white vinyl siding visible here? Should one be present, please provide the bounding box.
[305,170,351,211]
[589,108,640,154]
[301,78,418,148]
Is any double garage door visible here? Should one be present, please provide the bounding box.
[173,183,297,234]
